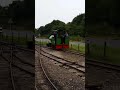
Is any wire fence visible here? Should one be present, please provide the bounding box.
[0,32,34,48]
[86,40,120,64]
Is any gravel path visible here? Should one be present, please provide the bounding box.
[41,55,85,90]
[35,50,54,90]
[86,64,120,90]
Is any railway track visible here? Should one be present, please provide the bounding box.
[85,59,120,90]
[9,50,16,90]
[0,41,34,53]
[35,47,58,90]
[37,44,120,72]
[1,45,34,74]
[86,58,120,71]
[1,51,34,76]
[40,46,120,72]
[37,46,85,74]
[0,42,35,90]
[36,42,85,56]
[39,45,85,56]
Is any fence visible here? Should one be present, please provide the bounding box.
[86,41,107,57]
[69,43,85,53]
[86,40,120,64]
[0,32,34,46]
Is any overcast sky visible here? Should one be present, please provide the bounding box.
[35,0,85,28]
[0,0,23,6]
[0,0,13,6]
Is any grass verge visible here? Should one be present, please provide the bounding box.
[35,40,85,54]
[0,35,33,46]
[87,43,120,65]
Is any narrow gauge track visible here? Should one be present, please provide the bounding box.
[35,47,58,90]
[0,50,34,90]
[0,42,35,69]
[0,55,16,90]
[1,51,34,76]
[86,58,120,71]
[85,59,120,90]
[0,45,34,75]
[3,49,16,90]
[1,49,34,68]
[0,42,35,90]
[39,46,120,72]
[38,45,85,56]
[13,54,34,67]
[0,41,34,53]
[36,45,85,74]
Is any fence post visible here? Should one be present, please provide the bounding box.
[18,32,20,43]
[12,32,13,43]
[40,41,42,46]
[87,43,90,55]
[6,34,8,41]
[71,44,72,49]
[33,35,34,42]
[0,33,1,40]
[26,33,28,42]
[5,34,6,40]
[2,33,3,40]
[103,41,106,58]
[78,44,79,51]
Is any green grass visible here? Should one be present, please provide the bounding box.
[69,35,85,42]
[36,35,50,39]
[69,44,85,54]
[35,41,48,46]
[87,43,120,65]
[36,36,48,39]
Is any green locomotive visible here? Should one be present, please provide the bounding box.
[47,30,69,49]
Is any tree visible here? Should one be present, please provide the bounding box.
[37,13,85,37]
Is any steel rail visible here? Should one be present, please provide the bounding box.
[1,55,34,76]
[86,58,120,71]
[13,54,34,67]
[36,44,85,56]
[41,47,85,67]
[35,47,58,90]
[10,46,16,90]
[39,47,85,73]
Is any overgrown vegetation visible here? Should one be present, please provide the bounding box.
[86,0,120,36]
[0,35,33,46]
[0,0,34,30]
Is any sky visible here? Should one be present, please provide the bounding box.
[35,0,85,28]
[0,0,14,6]
[0,0,23,6]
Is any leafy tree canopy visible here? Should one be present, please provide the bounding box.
[36,13,85,37]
